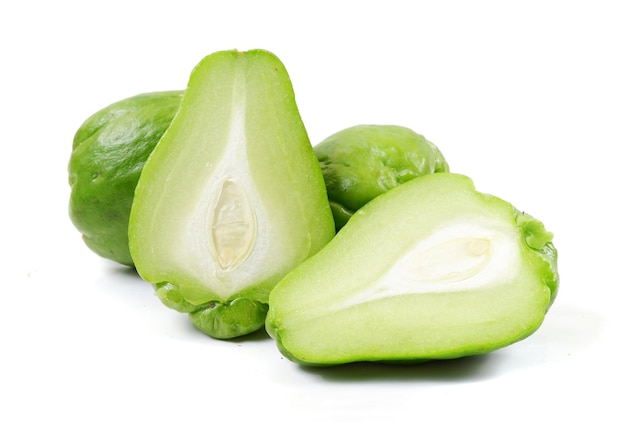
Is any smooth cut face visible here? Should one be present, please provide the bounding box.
[266,173,558,365]
[129,50,335,338]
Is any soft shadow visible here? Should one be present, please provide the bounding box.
[298,354,495,383]
[106,263,143,281]
[297,302,606,383]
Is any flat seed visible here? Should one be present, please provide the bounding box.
[411,238,492,284]
[468,238,491,256]
[209,179,257,270]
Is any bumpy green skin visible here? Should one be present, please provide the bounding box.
[314,125,449,231]
[515,209,559,306]
[68,91,183,266]
[154,281,269,337]
[189,299,270,339]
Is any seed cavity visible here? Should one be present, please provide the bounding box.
[335,232,505,311]
[410,237,492,284]
[208,179,257,271]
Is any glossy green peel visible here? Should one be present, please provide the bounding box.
[315,125,449,230]
[266,173,558,365]
[68,91,183,265]
[129,50,335,339]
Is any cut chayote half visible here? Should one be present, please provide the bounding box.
[266,173,558,365]
[128,50,335,339]
[314,125,449,231]
[68,91,183,265]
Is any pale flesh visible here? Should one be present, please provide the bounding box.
[266,173,558,365]
[129,50,335,338]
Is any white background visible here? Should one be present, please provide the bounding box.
[2,1,624,420]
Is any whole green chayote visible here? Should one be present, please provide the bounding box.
[68,91,183,266]
[314,125,450,231]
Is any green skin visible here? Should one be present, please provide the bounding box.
[68,91,183,266]
[315,125,450,231]
[266,173,558,366]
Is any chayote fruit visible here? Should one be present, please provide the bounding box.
[128,49,335,339]
[68,91,184,266]
[314,125,449,231]
[266,172,559,366]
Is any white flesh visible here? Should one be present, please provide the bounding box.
[338,220,520,309]
[170,80,279,299]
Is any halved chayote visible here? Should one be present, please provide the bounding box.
[266,173,558,365]
[128,49,335,339]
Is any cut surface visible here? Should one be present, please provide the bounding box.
[128,50,335,338]
[169,80,276,300]
[338,220,519,309]
[266,173,558,365]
